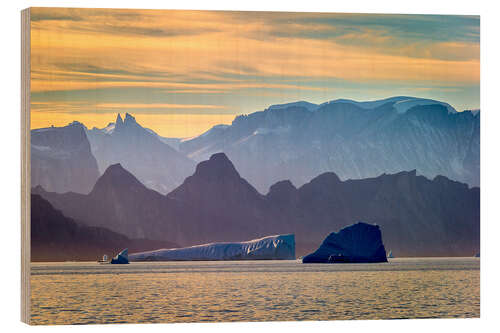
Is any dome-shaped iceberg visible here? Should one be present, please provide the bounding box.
[303,222,387,263]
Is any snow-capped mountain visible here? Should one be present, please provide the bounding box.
[268,101,320,112]
[180,96,479,193]
[322,96,457,114]
[85,113,195,194]
[31,121,100,194]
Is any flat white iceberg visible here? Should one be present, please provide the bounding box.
[129,234,295,261]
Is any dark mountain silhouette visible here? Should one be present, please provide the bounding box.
[34,153,480,257]
[180,97,480,192]
[33,155,278,246]
[31,122,99,194]
[280,170,479,257]
[85,113,196,194]
[168,153,266,222]
[166,153,283,244]
[31,194,178,262]
[32,163,179,242]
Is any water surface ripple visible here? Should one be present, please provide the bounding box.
[30,258,480,325]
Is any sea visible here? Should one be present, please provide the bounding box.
[30,258,480,325]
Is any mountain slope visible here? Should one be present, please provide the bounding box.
[31,122,100,194]
[35,153,479,257]
[86,113,196,194]
[31,194,178,261]
[33,155,277,246]
[33,163,178,241]
[180,97,479,192]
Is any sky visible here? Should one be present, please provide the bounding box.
[30,8,480,137]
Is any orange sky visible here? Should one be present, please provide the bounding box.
[30,112,236,138]
[30,8,480,137]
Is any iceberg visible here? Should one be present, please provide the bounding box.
[129,234,295,261]
[302,222,387,263]
[111,248,129,264]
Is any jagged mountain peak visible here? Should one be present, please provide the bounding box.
[85,111,196,194]
[114,112,140,132]
[116,113,124,126]
[124,113,137,123]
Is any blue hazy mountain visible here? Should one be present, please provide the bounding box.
[31,122,100,194]
[180,96,479,193]
[85,113,196,194]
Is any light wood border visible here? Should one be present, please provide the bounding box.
[21,7,31,325]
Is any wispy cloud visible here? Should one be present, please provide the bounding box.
[31,8,222,37]
[95,103,228,110]
[32,100,229,114]
[30,7,480,136]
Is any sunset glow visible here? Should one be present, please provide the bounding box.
[30,8,480,137]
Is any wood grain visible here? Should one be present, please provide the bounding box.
[21,7,31,325]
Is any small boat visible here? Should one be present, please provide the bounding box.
[98,254,109,264]
[387,250,394,259]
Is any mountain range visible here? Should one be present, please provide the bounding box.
[85,113,195,194]
[31,97,480,196]
[180,96,479,193]
[30,96,480,259]
[34,152,480,257]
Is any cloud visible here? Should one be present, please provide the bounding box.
[31,100,230,115]
[95,103,228,110]
[290,13,480,43]
[31,8,222,37]
[29,8,480,115]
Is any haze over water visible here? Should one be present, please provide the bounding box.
[30,258,479,325]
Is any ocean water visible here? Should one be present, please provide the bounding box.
[30,258,480,325]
